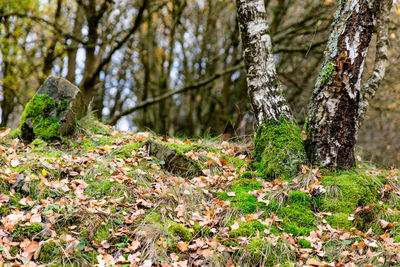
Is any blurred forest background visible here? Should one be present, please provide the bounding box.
[0,0,399,166]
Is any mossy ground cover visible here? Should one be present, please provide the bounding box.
[0,124,399,266]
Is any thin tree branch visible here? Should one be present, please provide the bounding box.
[107,64,245,125]
[83,0,147,89]
[1,13,87,44]
[275,40,326,54]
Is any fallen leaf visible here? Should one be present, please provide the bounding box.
[306,258,322,266]
[177,241,188,252]
[231,221,239,230]
[29,214,42,224]
[25,241,39,253]
[0,194,10,203]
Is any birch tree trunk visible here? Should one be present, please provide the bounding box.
[236,0,293,125]
[236,0,305,180]
[306,0,382,169]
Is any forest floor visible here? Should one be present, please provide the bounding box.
[0,119,399,267]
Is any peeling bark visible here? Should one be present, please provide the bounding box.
[236,0,293,125]
[306,0,381,169]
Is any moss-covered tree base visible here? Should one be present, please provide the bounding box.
[253,118,306,180]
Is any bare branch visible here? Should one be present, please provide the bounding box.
[1,12,87,44]
[107,64,245,125]
[83,0,147,89]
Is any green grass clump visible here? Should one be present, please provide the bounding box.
[218,178,265,214]
[297,239,312,248]
[253,117,306,180]
[279,191,316,236]
[229,220,267,238]
[192,223,213,237]
[39,242,60,263]
[244,238,295,266]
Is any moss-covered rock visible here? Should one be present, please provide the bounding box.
[317,170,384,230]
[253,117,306,180]
[20,76,84,142]
[147,141,203,177]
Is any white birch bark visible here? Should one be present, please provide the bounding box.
[236,0,293,126]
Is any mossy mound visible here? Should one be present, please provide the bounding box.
[319,170,384,229]
[280,191,316,236]
[229,220,267,238]
[253,118,306,180]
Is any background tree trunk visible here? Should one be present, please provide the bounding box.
[306,0,381,169]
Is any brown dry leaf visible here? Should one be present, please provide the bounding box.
[306,258,322,266]
[227,258,234,267]
[231,221,240,230]
[11,159,20,167]
[130,240,141,251]
[25,241,39,253]
[0,194,10,203]
[29,214,42,224]
[172,260,188,267]
[201,248,213,258]
[379,219,390,228]
[177,241,189,252]
[170,253,179,262]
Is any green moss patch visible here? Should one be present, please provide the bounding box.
[279,191,316,236]
[168,221,193,241]
[253,118,306,180]
[110,142,142,159]
[319,170,383,229]
[218,178,265,214]
[229,221,267,238]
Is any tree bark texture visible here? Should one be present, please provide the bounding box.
[306,0,381,169]
[236,0,293,126]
